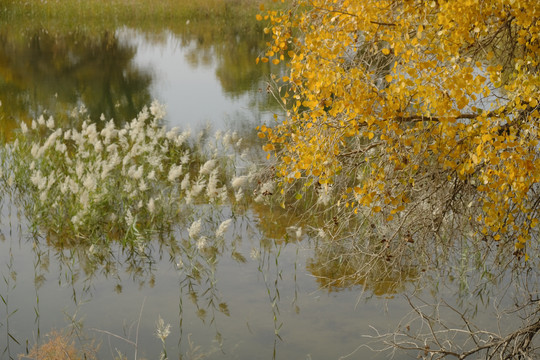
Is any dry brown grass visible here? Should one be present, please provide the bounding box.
[19,330,98,360]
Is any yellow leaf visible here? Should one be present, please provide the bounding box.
[382,48,390,55]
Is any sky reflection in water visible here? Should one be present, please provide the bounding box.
[121,28,271,131]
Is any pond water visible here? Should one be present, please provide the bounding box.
[118,28,275,131]
[1,204,415,360]
[0,3,532,360]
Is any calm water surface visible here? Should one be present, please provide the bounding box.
[119,28,275,130]
[1,208,412,359]
[0,12,521,360]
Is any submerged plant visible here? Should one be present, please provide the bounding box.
[19,329,97,360]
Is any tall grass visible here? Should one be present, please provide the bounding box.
[2,102,240,248]
[0,0,268,34]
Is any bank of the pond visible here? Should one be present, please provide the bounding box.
[0,0,269,29]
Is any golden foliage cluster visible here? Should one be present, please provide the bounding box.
[258,0,539,255]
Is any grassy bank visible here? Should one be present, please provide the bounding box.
[0,0,270,34]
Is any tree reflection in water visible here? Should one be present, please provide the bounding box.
[0,28,152,139]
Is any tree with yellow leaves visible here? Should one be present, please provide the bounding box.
[258,0,540,257]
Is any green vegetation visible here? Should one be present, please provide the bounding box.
[0,0,263,32]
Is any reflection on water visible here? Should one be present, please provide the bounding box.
[0,28,152,136]
[0,201,412,359]
[0,17,278,139]
[306,241,419,296]
[124,29,275,131]
[2,198,533,359]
